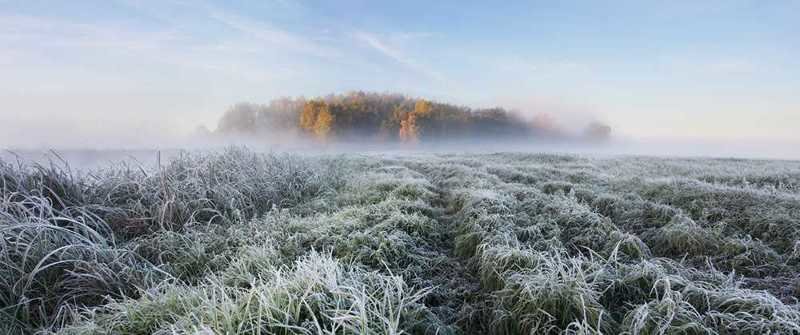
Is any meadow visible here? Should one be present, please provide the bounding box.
[2,148,800,334]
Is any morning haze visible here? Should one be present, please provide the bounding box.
[1,0,798,156]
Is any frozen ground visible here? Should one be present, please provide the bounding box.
[2,148,800,334]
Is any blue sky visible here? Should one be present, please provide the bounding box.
[0,0,798,147]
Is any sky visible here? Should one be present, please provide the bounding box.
[0,0,798,149]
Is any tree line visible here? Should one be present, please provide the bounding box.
[215,91,611,143]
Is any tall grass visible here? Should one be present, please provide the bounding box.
[416,153,800,334]
[2,149,800,334]
[0,148,347,333]
[0,193,165,331]
[58,253,437,335]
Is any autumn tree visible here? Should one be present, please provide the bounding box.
[313,107,334,140]
[397,99,433,143]
[399,112,418,143]
[414,99,432,116]
[299,100,336,141]
[300,100,323,131]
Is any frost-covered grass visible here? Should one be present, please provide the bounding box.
[2,149,800,334]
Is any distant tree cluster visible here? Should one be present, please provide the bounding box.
[214,92,611,143]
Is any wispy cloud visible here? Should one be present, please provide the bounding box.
[354,31,445,82]
[204,8,341,60]
[0,13,298,83]
[0,15,180,50]
[112,0,346,65]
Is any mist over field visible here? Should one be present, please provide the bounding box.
[2,90,798,161]
[2,88,797,160]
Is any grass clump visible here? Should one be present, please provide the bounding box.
[489,252,612,335]
[58,253,443,335]
[0,196,165,332]
[622,279,713,335]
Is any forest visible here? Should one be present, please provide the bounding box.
[214,92,611,143]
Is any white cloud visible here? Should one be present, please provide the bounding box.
[0,12,308,83]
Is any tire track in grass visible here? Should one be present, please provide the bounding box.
[395,157,496,334]
[399,156,617,333]
[408,154,800,334]
[256,158,480,334]
[404,157,610,333]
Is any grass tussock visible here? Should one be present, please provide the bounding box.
[58,253,440,335]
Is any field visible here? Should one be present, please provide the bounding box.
[2,148,800,334]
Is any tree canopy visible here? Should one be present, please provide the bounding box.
[214,91,611,144]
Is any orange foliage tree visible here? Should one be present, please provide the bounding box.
[300,100,335,141]
[313,107,334,140]
[399,113,418,143]
[398,99,433,144]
